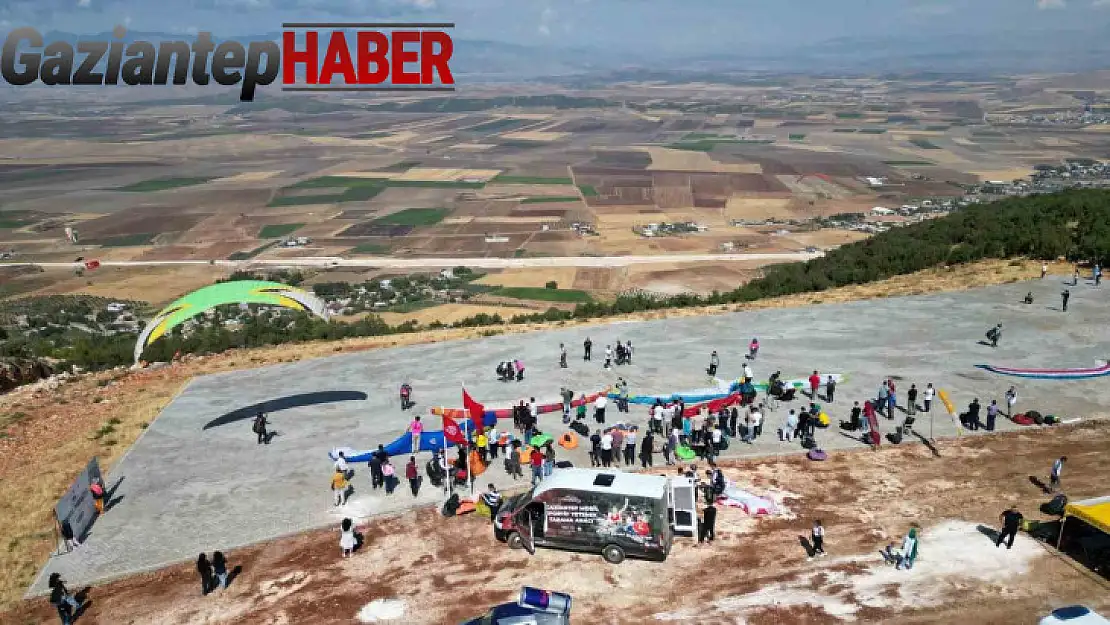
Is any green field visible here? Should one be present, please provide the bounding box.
[114,177,213,192]
[491,287,593,303]
[667,138,774,152]
[789,134,806,141]
[520,196,580,204]
[87,233,156,247]
[492,175,574,185]
[909,138,942,150]
[228,241,278,260]
[370,208,450,226]
[290,176,384,189]
[383,179,486,189]
[835,112,864,119]
[832,128,858,133]
[925,126,951,132]
[858,128,887,134]
[267,194,342,207]
[258,223,305,238]
[348,243,390,255]
[577,184,599,197]
[0,218,30,229]
[498,140,546,149]
[377,160,421,172]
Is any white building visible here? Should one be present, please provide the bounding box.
[870,206,895,216]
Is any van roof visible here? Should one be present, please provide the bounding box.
[534,468,667,500]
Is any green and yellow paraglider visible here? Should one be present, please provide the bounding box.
[133,280,328,364]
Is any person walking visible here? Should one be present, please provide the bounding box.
[253,412,270,444]
[1049,456,1066,492]
[825,375,836,403]
[1061,289,1070,312]
[212,551,229,589]
[997,506,1023,549]
[406,456,420,497]
[1005,386,1017,417]
[583,337,592,361]
[811,520,826,559]
[406,415,424,454]
[331,468,349,506]
[196,553,214,596]
[923,383,935,413]
[698,502,717,545]
[906,384,918,416]
[559,343,568,368]
[49,573,81,624]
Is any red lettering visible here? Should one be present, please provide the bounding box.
[319,32,357,85]
[421,31,454,85]
[282,31,318,85]
[391,30,420,85]
[356,31,390,84]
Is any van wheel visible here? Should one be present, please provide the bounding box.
[601,544,625,564]
[507,532,523,550]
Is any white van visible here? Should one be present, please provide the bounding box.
[1040,606,1110,625]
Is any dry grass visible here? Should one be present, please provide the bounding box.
[0,257,1059,611]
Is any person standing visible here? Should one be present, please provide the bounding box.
[594,394,608,424]
[849,401,862,431]
[600,429,614,468]
[559,343,568,368]
[59,516,81,551]
[811,520,826,558]
[624,427,638,466]
[383,459,397,494]
[407,416,424,454]
[530,446,545,486]
[907,384,918,416]
[1041,262,1048,279]
[742,362,753,383]
[339,518,358,558]
[589,429,602,467]
[1061,289,1071,312]
[1073,267,1080,286]
[887,380,898,416]
[877,383,889,417]
[1050,456,1066,492]
[369,445,386,490]
[543,441,556,477]
[331,468,349,506]
[808,370,821,400]
[399,383,412,411]
[997,506,1023,549]
[196,553,214,596]
[603,345,613,370]
[49,573,81,624]
[748,337,759,360]
[482,484,503,520]
[707,351,720,376]
[334,451,349,476]
[89,477,106,516]
[583,337,592,361]
[640,431,654,468]
[1005,386,1017,417]
[625,340,634,364]
[825,375,836,403]
[698,502,717,545]
[966,398,982,431]
[212,551,229,589]
[406,456,420,497]
[986,400,999,431]
[923,383,935,413]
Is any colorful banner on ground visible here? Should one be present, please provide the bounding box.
[975,361,1110,380]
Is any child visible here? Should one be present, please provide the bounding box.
[382,460,396,495]
[340,518,357,558]
[811,520,826,559]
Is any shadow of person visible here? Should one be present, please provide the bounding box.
[976,524,1001,543]
[913,432,941,458]
[227,565,243,588]
[1029,475,1050,494]
[105,476,126,512]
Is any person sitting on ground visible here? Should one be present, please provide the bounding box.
[1023,292,1034,305]
[987,323,1002,348]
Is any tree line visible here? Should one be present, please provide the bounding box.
[6,190,1109,378]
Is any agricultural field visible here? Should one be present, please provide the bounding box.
[3,73,1110,303]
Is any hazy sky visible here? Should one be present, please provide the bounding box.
[2,0,1110,54]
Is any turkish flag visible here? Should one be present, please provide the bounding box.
[442,415,467,445]
[462,388,486,431]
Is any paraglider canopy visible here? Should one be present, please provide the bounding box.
[133,280,328,364]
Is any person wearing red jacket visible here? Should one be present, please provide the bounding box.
[405,456,420,497]
[808,371,821,400]
[530,447,545,486]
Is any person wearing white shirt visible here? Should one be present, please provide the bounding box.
[487,425,499,460]
[594,395,608,424]
[334,452,349,475]
[783,410,798,441]
[623,429,638,466]
[599,430,614,467]
[923,384,936,413]
[711,426,723,452]
[742,362,753,382]
[751,407,764,438]
[528,398,538,419]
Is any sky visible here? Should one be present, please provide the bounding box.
[2,0,1110,56]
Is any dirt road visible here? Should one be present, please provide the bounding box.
[7,421,1108,625]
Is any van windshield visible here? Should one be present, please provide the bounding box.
[504,488,535,512]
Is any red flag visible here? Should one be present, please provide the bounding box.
[462,388,485,431]
[442,415,467,445]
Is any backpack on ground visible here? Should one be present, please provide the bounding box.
[1044,494,1068,516]
[801,434,816,450]
[442,493,460,517]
